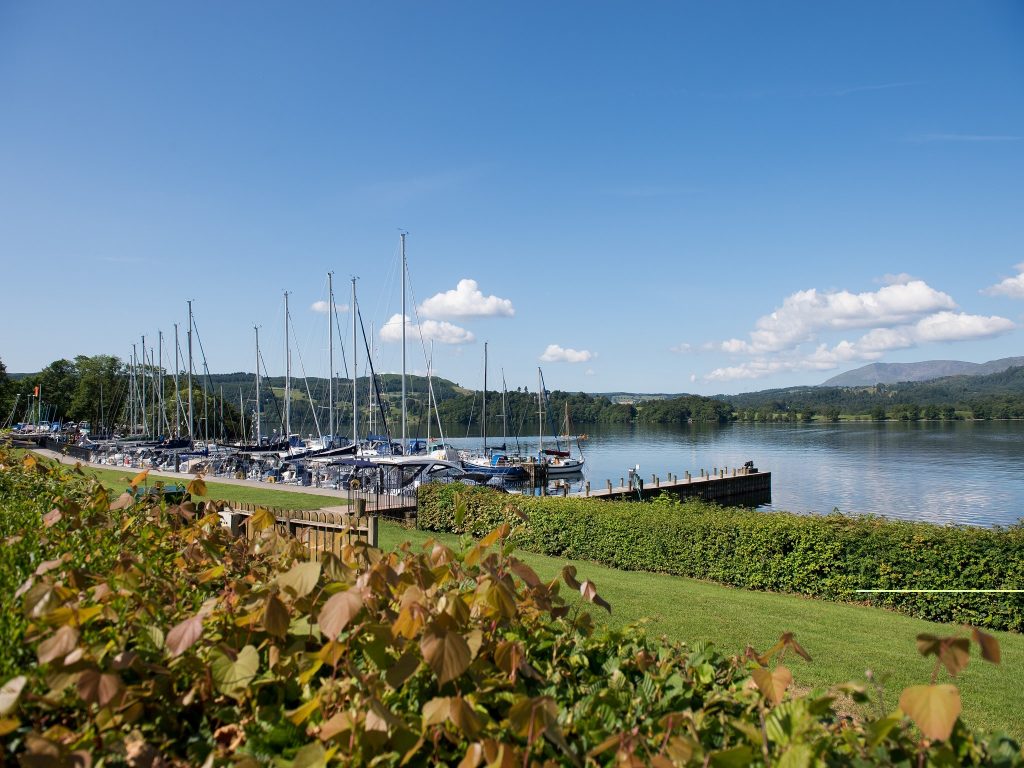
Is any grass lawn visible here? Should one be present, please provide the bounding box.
[53,458,346,511]
[378,522,1024,740]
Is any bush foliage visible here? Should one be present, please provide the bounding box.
[1,453,1022,766]
[417,484,1024,632]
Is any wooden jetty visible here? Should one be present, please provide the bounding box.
[571,465,771,505]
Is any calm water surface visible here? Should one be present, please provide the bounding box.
[440,421,1024,527]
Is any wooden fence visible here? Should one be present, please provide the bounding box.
[226,501,379,556]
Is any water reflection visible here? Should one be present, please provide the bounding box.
[440,421,1024,527]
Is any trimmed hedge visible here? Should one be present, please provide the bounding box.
[417,483,1024,631]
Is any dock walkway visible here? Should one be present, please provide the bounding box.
[572,467,771,505]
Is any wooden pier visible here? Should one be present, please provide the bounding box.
[571,466,771,505]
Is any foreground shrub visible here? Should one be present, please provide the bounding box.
[417,483,1024,631]
[1,454,1021,766]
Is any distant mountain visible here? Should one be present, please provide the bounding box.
[821,357,1024,387]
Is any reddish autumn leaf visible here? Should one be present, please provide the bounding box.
[420,623,472,685]
[752,665,793,706]
[318,589,364,640]
[109,492,134,511]
[579,580,612,613]
[262,594,290,638]
[37,626,79,665]
[77,669,124,707]
[165,613,204,658]
[972,628,1001,664]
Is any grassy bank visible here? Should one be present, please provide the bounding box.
[36,455,345,511]
[378,521,1024,740]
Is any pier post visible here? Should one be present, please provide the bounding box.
[585,481,590,497]
[606,479,612,493]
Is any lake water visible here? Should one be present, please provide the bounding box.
[437,421,1024,527]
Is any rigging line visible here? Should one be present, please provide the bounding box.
[258,348,286,434]
[503,369,521,456]
[405,263,449,446]
[287,304,323,439]
[190,318,223,439]
[356,304,391,441]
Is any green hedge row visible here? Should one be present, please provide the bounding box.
[417,483,1024,631]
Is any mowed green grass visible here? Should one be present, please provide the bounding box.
[57,460,346,511]
[379,522,1024,740]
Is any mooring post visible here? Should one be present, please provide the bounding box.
[585,481,591,497]
[606,479,612,493]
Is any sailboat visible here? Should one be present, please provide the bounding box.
[460,343,527,479]
[536,367,585,477]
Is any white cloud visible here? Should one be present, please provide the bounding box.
[689,374,697,383]
[539,344,593,363]
[983,263,1024,299]
[585,368,596,376]
[419,279,515,318]
[719,280,956,355]
[670,342,692,354]
[311,300,348,314]
[379,314,475,345]
[707,311,1015,382]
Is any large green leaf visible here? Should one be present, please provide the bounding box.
[899,684,961,741]
[277,561,321,599]
[211,645,259,699]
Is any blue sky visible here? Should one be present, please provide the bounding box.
[2,2,1022,395]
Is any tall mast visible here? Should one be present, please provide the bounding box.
[187,300,194,440]
[239,388,245,443]
[328,271,334,442]
[130,344,137,434]
[400,232,407,451]
[140,335,146,436]
[284,291,291,437]
[537,367,543,455]
[482,341,488,454]
[157,332,164,436]
[173,324,180,437]
[351,277,358,444]
[254,326,262,444]
[501,368,508,446]
[426,340,433,445]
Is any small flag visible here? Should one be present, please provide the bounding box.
[33,386,39,397]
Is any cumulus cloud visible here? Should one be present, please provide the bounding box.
[379,314,475,345]
[718,280,956,355]
[539,344,593,363]
[670,342,692,353]
[983,263,1024,299]
[419,279,515,318]
[706,310,1015,382]
[311,300,349,314]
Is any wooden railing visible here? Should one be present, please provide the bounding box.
[226,501,379,555]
